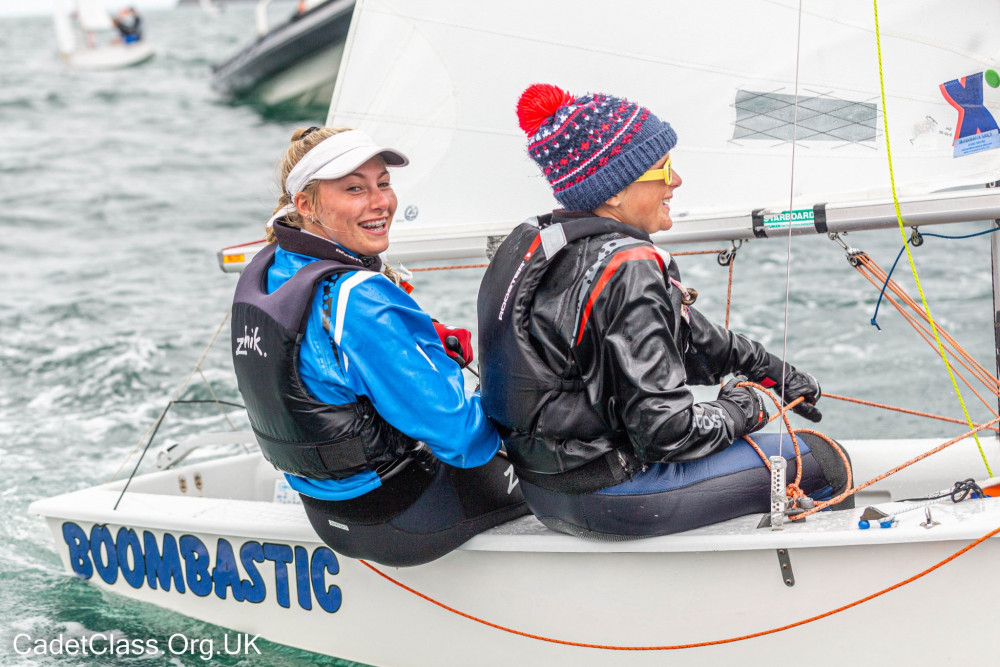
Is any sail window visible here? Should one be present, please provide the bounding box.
[733,90,877,143]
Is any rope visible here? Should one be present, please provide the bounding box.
[410,263,488,272]
[738,383,804,488]
[873,0,992,477]
[358,518,1000,650]
[854,254,1000,397]
[789,414,1000,521]
[825,392,999,431]
[870,227,1000,329]
[848,254,1000,434]
[405,249,728,273]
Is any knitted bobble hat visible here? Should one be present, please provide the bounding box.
[516,83,677,212]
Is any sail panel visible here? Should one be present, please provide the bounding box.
[328,0,1000,258]
[76,0,114,31]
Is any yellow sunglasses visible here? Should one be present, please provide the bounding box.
[635,155,672,185]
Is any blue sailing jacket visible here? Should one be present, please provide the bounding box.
[267,242,501,501]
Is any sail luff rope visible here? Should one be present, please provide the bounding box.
[872,0,992,477]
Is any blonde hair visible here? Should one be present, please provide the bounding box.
[268,126,403,286]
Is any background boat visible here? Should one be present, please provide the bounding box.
[52,0,156,69]
[210,0,354,117]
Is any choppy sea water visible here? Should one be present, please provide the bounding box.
[1,4,998,666]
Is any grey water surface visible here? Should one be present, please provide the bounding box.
[1,4,997,666]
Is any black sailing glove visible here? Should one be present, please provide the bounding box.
[758,353,822,423]
[716,376,769,439]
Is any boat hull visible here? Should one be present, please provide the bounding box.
[30,442,1000,665]
[210,0,353,111]
[61,42,156,70]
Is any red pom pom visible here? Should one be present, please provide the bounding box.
[516,83,575,136]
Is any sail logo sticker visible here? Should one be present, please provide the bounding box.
[940,69,1000,158]
[235,325,266,357]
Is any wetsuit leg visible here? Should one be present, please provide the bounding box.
[520,433,852,540]
[300,453,529,567]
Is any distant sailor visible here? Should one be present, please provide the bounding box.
[232,127,527,566]
[477,84,854,539]
[112,7,142,44]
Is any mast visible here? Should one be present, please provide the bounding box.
[992,213,1000,424]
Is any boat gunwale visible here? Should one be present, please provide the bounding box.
[28,451,1000,554]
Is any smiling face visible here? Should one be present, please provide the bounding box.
[594,153,682,234]
[294,156,396,257]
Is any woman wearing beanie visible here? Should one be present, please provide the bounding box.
[477,85,852,539]
[232,127,527,566]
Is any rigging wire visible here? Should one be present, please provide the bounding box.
[109,308,240,497]
[776,0,806,460]
[872,0,992,477]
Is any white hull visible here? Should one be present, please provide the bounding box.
[62,42,156,70]
[30,434,1000,665]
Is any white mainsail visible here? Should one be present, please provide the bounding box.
[76,0,114,31]
[327,0,1000,261]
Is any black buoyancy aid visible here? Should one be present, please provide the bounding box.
[477,215,651,475]
[231,222,420,481]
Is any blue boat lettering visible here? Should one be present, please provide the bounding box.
[61,522,341,613]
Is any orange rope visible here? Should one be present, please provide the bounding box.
[851,259,1000,420]
[792,427,854,492]
[824,392,999,432]
[789,414,1000,521]
[405,250,725,272]
[739,384,803,488]
[854,255,1000,395]
[671,249,727,256]
[410,263,489,272]
[358,519,1000,650]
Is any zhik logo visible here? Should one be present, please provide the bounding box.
[235,325,266,357]
[503,464,519,494]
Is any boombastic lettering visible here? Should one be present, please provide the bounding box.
[61,522,342,612]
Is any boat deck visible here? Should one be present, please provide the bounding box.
[30,432,1000,554]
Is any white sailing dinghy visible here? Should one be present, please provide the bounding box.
[52,0,155,70]
[32,1,1000,665]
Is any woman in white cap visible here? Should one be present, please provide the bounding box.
[232,127,527,566]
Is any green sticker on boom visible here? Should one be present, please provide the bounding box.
[762,209,815,229]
